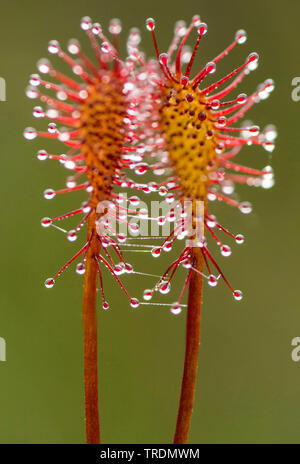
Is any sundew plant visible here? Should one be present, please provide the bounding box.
[24,14,275,444]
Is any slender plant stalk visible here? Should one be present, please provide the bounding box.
[82,212,101,444]
[173,246,204,444]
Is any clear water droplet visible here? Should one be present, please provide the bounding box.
[67,39,80,55]
[263,141,275,153]
[26,86,39,99]
[102,301,109,311]
[41,217,52,228]
[130,298,140,309]
[117,233,126,244]
[143,289,152,301]
[67,230,77,242]
[92,23,102,35]
[221,245,231,257]
[151,247,161,258]
[208,275,218,287]
[109,18,122,35]
[33,106,44,118]
[239,201,252,214]
[76,263,85,275]
[37,58,51,74]
[44,189,56,200]
[235,29,247,44]
[80,16,92,31]
[237,93,247,104]
[48,40,60,54]
[24,127,37,140]
[125,263,133,274]
[163,241,172,252]
[235,234,244,244]
[170,303,182,315]
[233,290,243,301]
[37,149,48,161]
[29,74,40,87]
[146,18,155,31]
[159,282,170,295]
[198,22,207,36]
[114,265,124,276]
[45,278,55,289]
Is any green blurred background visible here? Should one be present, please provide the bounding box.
[0,0,299,444]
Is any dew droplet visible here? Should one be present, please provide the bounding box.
[206,215,216,228]
[130,298,140,309]
[263,141,275,153]
[237,93,247,104]
[158,186,167,196]
[76,263,85,275]
[235,29,247,44]
[239,201,252,214]
[181,76,189,87]
[221,245,231,257]
[67,230,77,242]
[198,22,207,36]
[216,116,227,127]
[109,18,122,35]
[264,125,277,142]
[101,42,110,54]
[117,233,126,244]
[143,289,152,301]
[26,86,39,99]
[170,303,182,315]
[41,217,52,228]
[129,223,139,235]
[92,22,102,35]
[215,143,225,155]
[159,282,171,295]
[37,58,51,74]
[24,127,37,140]
[233,290,243,301]
[210,99,220,110]
[113,265,124,276]
[146,18,155,31]
[221,180,234,195]
[80,16,92,31]
[45,278,55,289]
[102,301,109,311]
[125,263,133,274]
[235,234,244,244]
[82,204,91,214]
[163,241,172,252]
[159,53,168,66]
[67,39,80,55]
[37,149,48,161]
[29,74,41,87]
[208,275,218,287]
[48,122,57,134]
[48,40,60,54]
[33,106,44,118]
[247,52,259,70]
[151,247,161,258]
[157,216,166,226]
[44,189,56,200]
[249,125,260,136]
[206,61,216,74]
[129,196,140,206]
